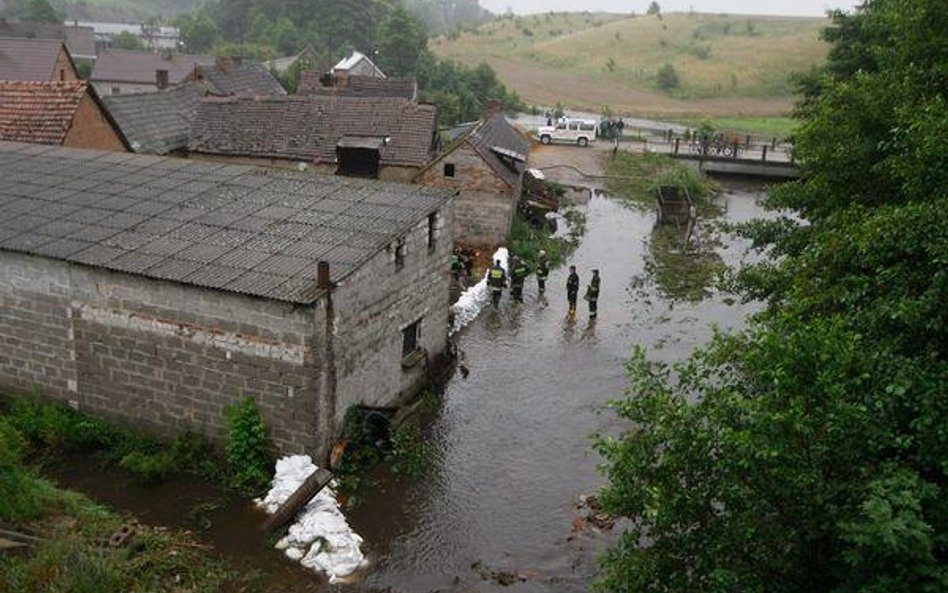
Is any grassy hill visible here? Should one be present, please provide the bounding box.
[431,11,829,120]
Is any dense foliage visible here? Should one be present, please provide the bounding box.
[173,0,520,124]
[596,1,948,591]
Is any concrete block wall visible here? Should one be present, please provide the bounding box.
[415,142,515,248]
[0,251,331,455]
[331,200,454,428]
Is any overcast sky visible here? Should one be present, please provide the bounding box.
[480,0,861,17]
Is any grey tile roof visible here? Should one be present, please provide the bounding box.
[189,95,438,168]
[0,141,454,304]
[467,113,531,188]
[0,22,96,59]
[196,63,286,96]
[92,49,215,85]
[298,73,416,100]
[101,83,207,154]
[0,37,68,81]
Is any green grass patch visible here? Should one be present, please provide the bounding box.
[0,394,266,492]
[507,207,586,272]
[674,116,798,138]
[605,152,726,301]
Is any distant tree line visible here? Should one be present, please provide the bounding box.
[174,0,522,124]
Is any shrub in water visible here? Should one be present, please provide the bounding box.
[225,398,273,494]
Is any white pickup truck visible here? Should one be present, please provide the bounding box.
[537,119,598,147]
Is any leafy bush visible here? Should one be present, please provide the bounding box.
[656,63,679,92]
[4,396,120,452]
[225,398,273,494]
[119,450,176,484]
[0,419,53,521]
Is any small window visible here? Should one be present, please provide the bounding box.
[427,212,437,251]
[59,69,65,81]
[395,237,406,270]
[111,86,121,95]
[556,122,567,130]
[402,319,421,358]
[443,163,455,177]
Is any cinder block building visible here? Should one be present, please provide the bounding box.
[0,142,454,459]
[415,112,530,249]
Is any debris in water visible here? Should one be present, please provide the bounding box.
[257,455,367,583]
[450,247,509,334]
[574,494,617,532]
[545,211,572,238]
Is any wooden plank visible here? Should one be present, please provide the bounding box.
[260,468,334,532]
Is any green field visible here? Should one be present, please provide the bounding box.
[431,11,829,118]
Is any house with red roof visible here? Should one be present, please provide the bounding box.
[0,80,128,151]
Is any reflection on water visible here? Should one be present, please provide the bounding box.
[343,179,775,593]
[43,178,776,593]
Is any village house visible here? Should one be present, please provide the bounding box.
[101,82,207,155]
[415,111,530,249]
[0,19,97,62]
[0,80,128,151]
[188,95,440,182]
[91,48,215,95]
[263,44,323,75]
[332,49,385,79]
[0,37,79,81]
[0,141,455,459]
[102,61,286,155]
[297,72,417,100]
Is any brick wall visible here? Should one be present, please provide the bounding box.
[331,201,454,426]
[415,142,516,248]
[0,251,332,456]
[55,48,79,81]
[63,94,127,152]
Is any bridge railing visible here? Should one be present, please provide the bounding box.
[614,127,796,164]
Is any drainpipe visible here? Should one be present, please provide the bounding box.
[317,261,337,464]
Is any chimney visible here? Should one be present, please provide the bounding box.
[317,261,331,290]
[215,56,242,73]
[156,69,169,90]
[483,99,504,116]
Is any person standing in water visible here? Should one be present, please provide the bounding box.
[566,265,579,316]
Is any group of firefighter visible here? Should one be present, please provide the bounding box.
[468,251,600,318]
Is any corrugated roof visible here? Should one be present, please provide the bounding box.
[298,73,416,99]
[0,37,68,81]
[189,95,438,168]
[92,49,215,85]
[101,83,207,154]
[0,81,87,145]
[0,141,454,304]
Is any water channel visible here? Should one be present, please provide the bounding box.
[49,176,775,592]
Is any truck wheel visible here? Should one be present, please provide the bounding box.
[540,135,551,145]
[578,137,588,147]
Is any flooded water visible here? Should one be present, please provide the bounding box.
[342,177,774,592]
[46,177,775,592]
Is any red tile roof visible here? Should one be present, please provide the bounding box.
[0,80,88,145]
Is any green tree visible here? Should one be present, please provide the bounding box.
[655,62,678,91]
[646,1,661,16]
[176,12,222,53]
[375,5,428,76]
[110,31,146,51]
[22,0,62,23]
[596,1,948,591]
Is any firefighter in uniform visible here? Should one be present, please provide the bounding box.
[566,265,580,315]
[509,255,528,302]
[536,250,550,294]
[585,269,601,318]
[488,259,506,308]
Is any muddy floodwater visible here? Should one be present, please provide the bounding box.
[49,177,775,592]
[343,177,774,592]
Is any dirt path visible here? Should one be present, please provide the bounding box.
[528,142,611,188]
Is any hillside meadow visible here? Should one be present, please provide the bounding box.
[431,11,829,120]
